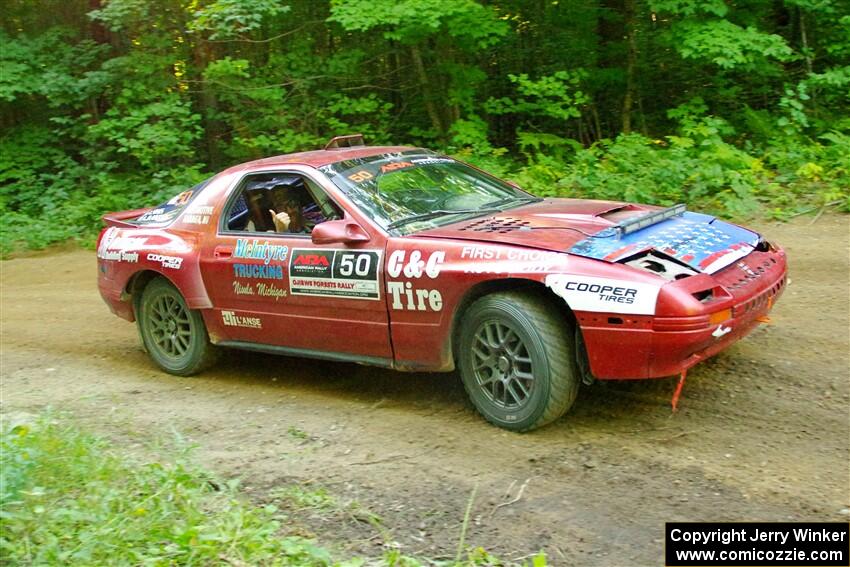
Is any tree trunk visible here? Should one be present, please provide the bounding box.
[622,0,638,134]
[410,45,444,137]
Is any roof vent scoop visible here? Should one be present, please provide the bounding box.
[324,134,366,150]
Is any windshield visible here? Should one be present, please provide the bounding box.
[320,152,533,233]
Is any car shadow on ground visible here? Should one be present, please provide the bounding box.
[189,346,693,434]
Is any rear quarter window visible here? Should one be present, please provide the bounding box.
[134,178,212,226]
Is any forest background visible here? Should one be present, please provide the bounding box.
[1,0,848,254]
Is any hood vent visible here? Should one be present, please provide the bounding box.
[458,217,532,234]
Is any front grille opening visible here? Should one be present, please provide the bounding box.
[755,238,772,252]
[692,289,713,302]
[608,317,624,325]
[641,260,666,273]
[621,250,698,281]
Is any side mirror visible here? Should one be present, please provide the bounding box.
[311,218,371,245]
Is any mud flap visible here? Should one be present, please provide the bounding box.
[671,369,687,412]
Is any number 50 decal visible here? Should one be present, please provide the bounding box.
[338,252,372,277]
[290,249,382,300]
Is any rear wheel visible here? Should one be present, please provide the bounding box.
[458,291,579,431]
[138,278,217,376]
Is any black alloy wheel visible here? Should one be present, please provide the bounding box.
[138,278,217,376]
[458,291,580,431]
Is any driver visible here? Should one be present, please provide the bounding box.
[266,184,313,233]
[269,185,308,232]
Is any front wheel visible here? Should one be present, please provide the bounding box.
[137,278,218,376]
[458,291,579,431]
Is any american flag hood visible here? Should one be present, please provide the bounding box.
[568,211,761,274]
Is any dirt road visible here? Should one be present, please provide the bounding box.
[2,215,848,565]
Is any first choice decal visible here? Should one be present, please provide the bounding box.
[289,249,381,300]
[545,274,660,316]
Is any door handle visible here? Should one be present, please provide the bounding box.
[214,245,233,259]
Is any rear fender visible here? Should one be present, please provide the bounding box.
[98,227,212,316]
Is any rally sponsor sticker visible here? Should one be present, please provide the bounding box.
[545,274,661,315]
[289,249,382,300]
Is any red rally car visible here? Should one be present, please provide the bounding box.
[97,135,787,431]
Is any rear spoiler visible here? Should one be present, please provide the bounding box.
[101,207,151,228]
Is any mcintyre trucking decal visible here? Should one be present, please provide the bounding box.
[568,211,760,274]
[545,274,661,316]
[233,239,289,265]
[232,263,284,280]
[289,249,382,300]
[232,281,288,301]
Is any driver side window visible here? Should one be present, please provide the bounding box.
[224,172,341,234]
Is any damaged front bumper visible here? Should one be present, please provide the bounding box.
[577,248,787,380]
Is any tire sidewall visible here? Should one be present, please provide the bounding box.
[459,297,553,430]
[138,279,207,375]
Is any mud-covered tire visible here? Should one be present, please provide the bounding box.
[137,278,218,376]
[458,291,579,431]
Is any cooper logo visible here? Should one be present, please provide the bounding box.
[147,254,183,270]
[545,275,660,316]
[294,255,330,266]
[563,281,637,304]
[221,310,262,329]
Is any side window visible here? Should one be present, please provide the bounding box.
[224,173,341,234]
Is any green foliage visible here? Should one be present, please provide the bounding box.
[0,415,334,565]
[1,0,847,255]
[189,0,291,40]
[329,0,508,48]
[0,28,110,107]
[486,71,590,123]
[86,95,203,169]
[672,21,793,70]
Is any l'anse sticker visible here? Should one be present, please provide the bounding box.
[545,274,661,316]
[289,249,382,300]
[221,310,262,329]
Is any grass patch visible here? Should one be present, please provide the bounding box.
[0,414,335,565]
[0,413,547,566]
